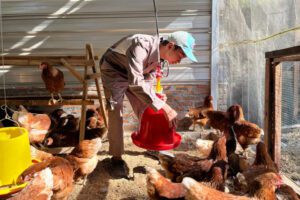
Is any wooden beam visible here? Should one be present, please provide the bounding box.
[265,45,300,58]
[264,59,282,166]
[273,63,282,167]
[0,99,94,106]
[60,58,85,84]
[281,173,300,195]
[85,43,108,127]
[0,95,100,100]
[3,56,97,67]
[273,55,300,63]
[86,44,94,61]
[85,72,102,80]
[39,146,75,154]
[79,65,89,142]
[264,58,272,150]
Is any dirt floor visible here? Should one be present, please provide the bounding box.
[280,131,300,186]
[67,127,300,200]
[69,130,203,200]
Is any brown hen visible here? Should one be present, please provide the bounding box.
[248,172,283,200]
[183,174,282,200]
[18,156,74,200]
[276,184,300,200]
[230,104,263,151]
[241,142,279,186]
[66,137,102,184]
[12,106,51,144]
[186,95,214,130]
[158,151,214,182]
[9,168,54,200]
[183,177,252,200]
[40,62,65,104]
[146,167,186,199]
[203,109,231,135]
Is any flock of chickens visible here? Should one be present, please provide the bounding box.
[1,61,299,200]
[5,106,107,200]
[145,95,299,200]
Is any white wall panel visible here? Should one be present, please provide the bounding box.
[0,0,211,91]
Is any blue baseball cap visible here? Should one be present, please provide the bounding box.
[167,31,198,62]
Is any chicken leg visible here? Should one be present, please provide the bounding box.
[48,93,58,105]
[58,93,63,103]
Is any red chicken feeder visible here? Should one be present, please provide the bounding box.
[131,107,181,151]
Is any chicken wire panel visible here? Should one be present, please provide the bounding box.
[214,0,300,126]
[281,62,300,186]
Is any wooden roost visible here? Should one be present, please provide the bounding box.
[0,43,108,144]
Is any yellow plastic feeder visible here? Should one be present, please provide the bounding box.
[0,127,32,195]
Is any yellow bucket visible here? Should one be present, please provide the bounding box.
[0,127,31,187]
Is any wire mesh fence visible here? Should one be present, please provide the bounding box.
[281,61,300,186]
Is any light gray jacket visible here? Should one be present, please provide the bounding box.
[101,34,165,111]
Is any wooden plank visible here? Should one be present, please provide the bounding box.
[264,58,272,150]
[265,59,282,166]
[0,95,100,100]
[60,58,85,84]
[86,43,108,127]
[265,46,300,58]
[86,72,102,80]
[0,99,94,106]
[273,55,300,63]
[281,173,300,195]
[273,63,282,167]
[3,56,97,66]
[39,146,75,155]
[79,64,89,142]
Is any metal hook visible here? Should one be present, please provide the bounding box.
[0,105,19,127]
[160,60,169,77]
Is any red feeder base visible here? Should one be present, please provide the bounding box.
[131,107,181,151]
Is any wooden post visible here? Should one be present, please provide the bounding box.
[273,63,282,166]
[264,59,282,167]
[264,58,272,149]
[85,43,108,128]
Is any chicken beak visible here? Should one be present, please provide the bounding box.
[276,174,284,188]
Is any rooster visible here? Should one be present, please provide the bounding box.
[146,167,186,199]
[186,95,214,130]
[39,62,65,105]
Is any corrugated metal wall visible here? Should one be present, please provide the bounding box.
[0,0,211,97]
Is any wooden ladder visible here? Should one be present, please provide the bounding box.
[61,43,107,141]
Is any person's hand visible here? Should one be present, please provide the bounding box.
[162,103,178,128]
